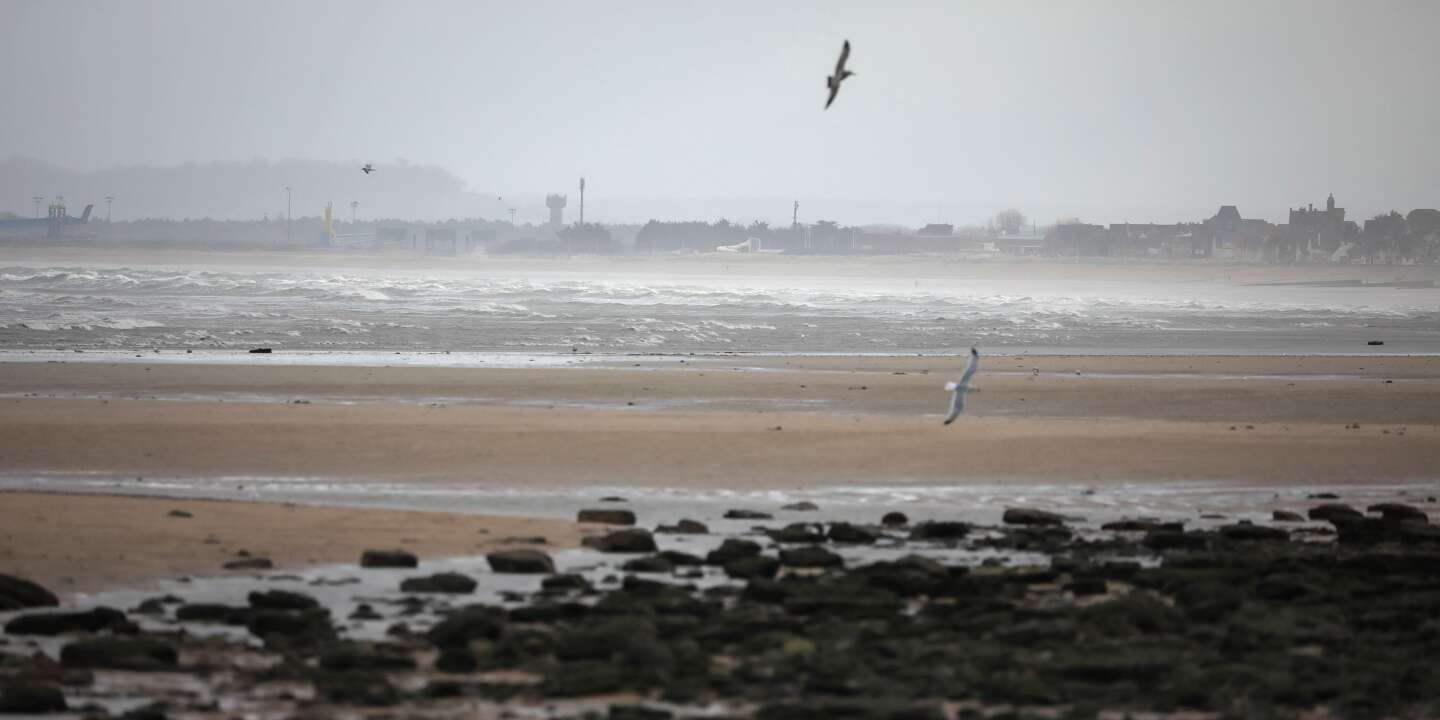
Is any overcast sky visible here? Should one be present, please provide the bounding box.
[3,0,1437,225]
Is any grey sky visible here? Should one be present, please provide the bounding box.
[3,0,1437,225]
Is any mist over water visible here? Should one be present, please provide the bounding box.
[3,263,1438,356]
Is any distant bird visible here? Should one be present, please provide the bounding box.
[361,164,375,175]
[825,40,855,110]
[942,348,980,425]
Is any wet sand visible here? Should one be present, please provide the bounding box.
[0,491,587,597]
[1,355,1437,488]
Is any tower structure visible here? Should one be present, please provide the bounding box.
[546,194,567,228]
[579,177,586,225]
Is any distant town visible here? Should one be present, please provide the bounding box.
[3,192,1437,265]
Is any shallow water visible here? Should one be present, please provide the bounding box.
[4,264,1439,355]
[5,471,1435,528]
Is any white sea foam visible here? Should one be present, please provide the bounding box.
[2,264,1439,354]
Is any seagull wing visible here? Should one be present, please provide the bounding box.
[942,383,966,424]
[835,40,850,75]
[825,82,840,109]
[941,349,980,425]
[959,348,979,387]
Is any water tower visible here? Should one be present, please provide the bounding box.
[546,194,567,228]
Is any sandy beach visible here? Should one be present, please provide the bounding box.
[0,491,588,597]
[1,355,1436,491]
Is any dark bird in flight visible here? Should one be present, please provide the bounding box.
[825,40,855,110]
[361,164,375,175]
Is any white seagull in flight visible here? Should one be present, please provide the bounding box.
[361,164,375,175]
[825,40,855,110]
[942,348,980,425]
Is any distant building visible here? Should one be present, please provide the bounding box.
[1045,223,1109,257]
[1280,193,1357,260]
[546,194,567,228]
[992,233,1045,256]
[860,226,986,254]
[1202,205,1272,260]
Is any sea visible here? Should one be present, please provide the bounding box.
[2,260,1439,358]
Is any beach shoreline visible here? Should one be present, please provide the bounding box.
[0,490,589,598]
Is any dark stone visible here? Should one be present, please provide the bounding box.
[908,521,970,540]
[582,528,658,553]
[166,509,192,518]
[1332,516,1440,546]
[724,555,781,580]
[880,511,909,527]
[609,704,674,720]
[349,604,382,621]
[723,509,773,520]
[1367,502,1429,524]
[60,637,177,671]
[1143,530,1210,551]
[578,508,637,525]
[706,538,763,565]
[1066,577,1109,596]
[222,557,273,570]
[248,347,272,354]
[850,555,949,597]
[248,590,320,611]
[607,702,673,720]
[1002,508,1067,526]
[657,550,704,566]
[133,599,166,615]
[486,549,555,574]
[1174,581,1245,622]
[655,518,709,534]
[119,702,167,720]
[781,501,819,511]
[175,603,251,625]
[600,496,627,502]
[1255,573,1319,601]
[622,556,675,573]
[401,572,477,594]
[315,672,398,706]
[4,607,128,636]
[541,574,593,593]
[542,660,625,697]
[1308,492,1341,499]
[435,646,478,673]
[779,545,844,569]
[0,683,67,713]
[1272,510,1305,522]
[246,609,336,647]
[827,523,880,544]
[1102,519,1183,532]
[509,602,589,624]
[0,574,59,610]
[1219,523,1290,541]
[767,523,825,543]
[1308,503,1363,522]
[318,642,417,672]
[427,606,506,648]
[359,549,418,568]
[553,616,658,662]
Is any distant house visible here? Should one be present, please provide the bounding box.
[992,233,1045,256]
[1045,223,1109,257]
[1203,205,1272,260]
